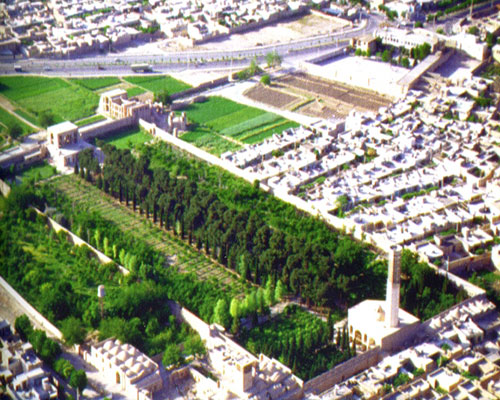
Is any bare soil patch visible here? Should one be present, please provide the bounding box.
[244,84,300,108]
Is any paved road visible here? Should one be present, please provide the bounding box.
[0,14,380,76]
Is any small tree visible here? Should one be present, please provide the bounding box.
[275,280,285,301]
[61,317,87,346]
[39,112,55,128]
[8,124,22,140]
[163,343,184,367]
[213,298,231,329]
[69,369,87,396]
[15,315,33,341]
[260,74,271,85]
[266,51,281,68]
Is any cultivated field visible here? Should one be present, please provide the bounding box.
[0,76,99,123]
[244,85,300,108]
[0,106,35,148]
[179,96,299,153]
[123,76,191,95]
[52,175,248,297]
[0,75,192,127]
[18,162,57,182]
[276,72,392,118]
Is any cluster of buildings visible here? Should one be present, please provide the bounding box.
[0,320,58,400]
[0,0,311,57]
[224,70,500,272]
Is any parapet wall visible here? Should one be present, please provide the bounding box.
[304,347,382,395]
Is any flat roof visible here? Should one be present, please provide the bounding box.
[48,121,78,135]
[349,300,420,341]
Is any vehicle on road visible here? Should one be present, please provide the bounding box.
[131,63,152,72]
[14,65,22,72]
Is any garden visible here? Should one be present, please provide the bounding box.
[179,96,299,152]
[123,75,191,95]
[101,126,152,149]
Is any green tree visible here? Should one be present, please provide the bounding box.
[8,124,22,140]
[69,369,87,395]
[213,298,231,329]
[39,112,55,128]
[266,51,281,68]
[260,74,271,85]
[15,315,33,341]
[163,343,184,367]
[60,317,87,346]
[275,280,285,301]
[183,335,206,358]
[229,297,240,319]
[264,279,275,306]
[154,90,171,105]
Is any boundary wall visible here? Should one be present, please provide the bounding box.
[0,275,62,340]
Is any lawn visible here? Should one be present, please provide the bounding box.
[71,77,121,91]
[123,76,191,95]
[102,126,152,149]
[0,106,36,136]
[18,162,57,182]
[0,76,99,123]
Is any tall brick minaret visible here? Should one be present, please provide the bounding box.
[386,246,402,328]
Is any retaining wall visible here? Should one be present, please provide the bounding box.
[304,347,382,395]
[170,76,229,101]
[0,275,62,340]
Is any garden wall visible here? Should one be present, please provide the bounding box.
[0,275,62,340]
[170,76,229,101]
[303,347,382,395]
[79,117,135,141]
[34,208,129,275]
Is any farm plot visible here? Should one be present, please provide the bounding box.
[52,175,247,297]
[180,96,298,150]
[123,75,191,95]
[71,77,121,91]
[180,127,241,156]
[0,76,99,123]
[0,106,35,136]
[18,162,57,182]
[244,85,301,109]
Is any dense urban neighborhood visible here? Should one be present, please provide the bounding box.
[2,0,500,398]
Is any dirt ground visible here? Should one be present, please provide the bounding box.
[244,84,301,108]
[157,13,350,52]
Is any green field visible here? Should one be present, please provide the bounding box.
[102,126,152,149]
[71,77,121,91]
[180,128,241,156]
[126,87,147,98]
[0,106,35,136]
[180,97,299,150]
[18,162,57,182]
[14,109,39,126]
[0,76,99,123]
[124,76,191,95]
[75,114,106,127]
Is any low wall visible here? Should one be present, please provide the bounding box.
[304,347,381,395]
[35,208,129,275]
[79,117,135,141]
[168,301,211,339]
[170,76,229,101]
[0,275,62,340]
[0,179,11,196]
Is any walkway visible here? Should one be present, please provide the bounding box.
[0,94,41,131]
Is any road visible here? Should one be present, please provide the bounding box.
[0,13,381,76]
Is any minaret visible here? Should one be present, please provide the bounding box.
[386,246,402,328]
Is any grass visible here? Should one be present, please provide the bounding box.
[0,76,99,122]
[179,96,299,150]
[123,76,191,95]
[71,77,121,91]
[14,109,40,126]
[0,106,35,135]
[180,128,241,156]
[102,126,152,149]
[18,162,57,182]
[126,87,147,98]
[75,114,106,127]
